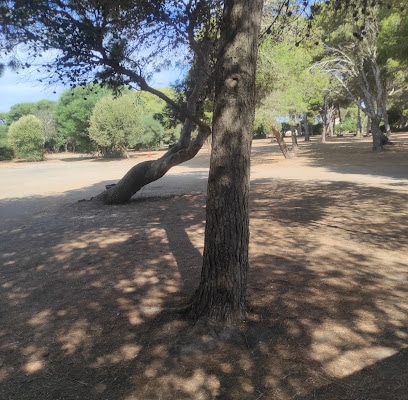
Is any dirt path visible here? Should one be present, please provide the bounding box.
[1,135,407,220]
[0,134,407,400]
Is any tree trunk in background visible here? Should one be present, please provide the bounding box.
[291,127,299,150]
[322,95,335,142]
[337,105,343,136]
[371,117,384,151]
[362,88,385,151]
[366,116,371,136]
[383,109,392,136]
[303,113,310,141]
[370,52,390,148]
[190,0,263,323]
[356,105,363,138]
[322,94,330,143]
[272,126,294,159]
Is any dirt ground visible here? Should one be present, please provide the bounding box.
[0,134,407,399]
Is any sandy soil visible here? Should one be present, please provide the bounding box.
[0,134,407,399]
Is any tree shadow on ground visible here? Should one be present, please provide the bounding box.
[53,155,97,162]
[300,348,408,400]
[0,181,115,222]
[294,132,408,181]
[0,170,209,224]
[0,178,407,399]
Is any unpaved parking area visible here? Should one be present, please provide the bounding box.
[1,135,407,220]
[0,134,407,399]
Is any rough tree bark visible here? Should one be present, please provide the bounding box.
[190,0,263,323]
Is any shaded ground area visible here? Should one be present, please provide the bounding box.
[0,134,407,399]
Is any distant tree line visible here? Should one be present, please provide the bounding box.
[0,85,181,161]
[256,0,408,148]
[2,1,407,161]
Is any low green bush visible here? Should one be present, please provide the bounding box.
[0,146,14,160]
[8,115,45,161]
[341,118,356,133]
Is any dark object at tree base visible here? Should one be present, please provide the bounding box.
[382,134,394,146]
[105,184,117,190]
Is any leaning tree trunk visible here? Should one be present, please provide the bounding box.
[94,126,210,204]
[272,126,294,159]
[190,0,263,323]
[94,39,212,204]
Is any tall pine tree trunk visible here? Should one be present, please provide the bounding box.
[190,0,263,323]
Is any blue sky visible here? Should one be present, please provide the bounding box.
[0,67,185,113]
[0,68,64,113]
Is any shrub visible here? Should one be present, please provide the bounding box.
[89,93,144,157]
[341,118,356,133]
[8,115,45,161]
[0,146,14,160]
[0,124,13,160]
[311,122,323,135]
[138,113,164,149]
[253,123,267,139]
